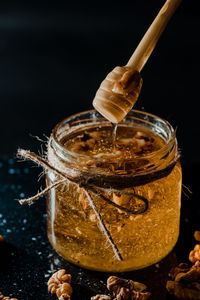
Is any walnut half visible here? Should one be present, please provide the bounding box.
[167,261,200,299]
[107,276,151,300]
[47,269,72,300]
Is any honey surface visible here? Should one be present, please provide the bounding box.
[64,125,164,160]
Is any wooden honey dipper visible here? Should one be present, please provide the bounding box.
[93,0,182,123]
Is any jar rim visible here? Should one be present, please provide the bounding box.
[51,109,176,164]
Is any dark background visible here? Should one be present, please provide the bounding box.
[0,1,200,299]
[0,0,199,163]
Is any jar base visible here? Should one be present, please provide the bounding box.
[48,232,179,273]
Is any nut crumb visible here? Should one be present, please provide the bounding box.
[47,269,72,300]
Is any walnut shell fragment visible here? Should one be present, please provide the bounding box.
[107,276,151,300]
[168,263,191,281]
[47,269,72,300]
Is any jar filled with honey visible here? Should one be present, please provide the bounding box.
[46,109,182,272]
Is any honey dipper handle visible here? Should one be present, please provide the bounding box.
[126,0,182,71]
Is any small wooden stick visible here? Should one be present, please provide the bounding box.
[127,0,182,71]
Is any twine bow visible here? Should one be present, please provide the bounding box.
[17,146,151,261]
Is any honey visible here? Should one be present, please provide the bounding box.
[46,110,182,272]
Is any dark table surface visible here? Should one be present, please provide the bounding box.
[0,156,200,299]
[0,0,200,299]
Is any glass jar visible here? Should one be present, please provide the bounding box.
[46,109,182,272]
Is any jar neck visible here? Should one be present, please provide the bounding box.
[50,109,178,177]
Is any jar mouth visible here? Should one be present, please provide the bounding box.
[51,109,177,174]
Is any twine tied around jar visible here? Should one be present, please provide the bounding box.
[17,136,179,261]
